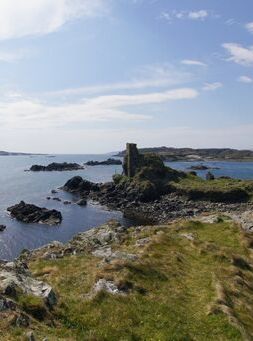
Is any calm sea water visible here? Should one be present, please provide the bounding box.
[0,154,126,261]
[1,155,253,261]
[165,161,253,180]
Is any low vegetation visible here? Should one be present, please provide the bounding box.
[171,175,253,202]
[1,216,253,340]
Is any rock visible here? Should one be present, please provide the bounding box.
[188,165,220,171]
[93,279,126,295]
[26,331,36,341]
[63,201,71,205]
[0,268,57,307]
[206,172,215,180]
[62,176,99,193]
[7,201,62,225]
[136,237,150,246]
[180,233,195,241]
[0,225,6,232]
[46,197,51,200]
[51,189,58,194]
[86,158,122,166]
[0,295,16,311]
[76,198,87,206]
[188,165,210,171]
[30,162,84,172]
[15,313,30,327]
[52,197,61,202]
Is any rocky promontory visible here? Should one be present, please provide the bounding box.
[7,201,62,225]
[29,162,84,172]
[62,144,253,224]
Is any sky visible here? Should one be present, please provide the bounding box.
[0,0,252,153]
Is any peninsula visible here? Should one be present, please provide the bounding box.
[115,146,253,162]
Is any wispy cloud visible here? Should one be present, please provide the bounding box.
[45,64,193,97]
[203,82,223,91]
[161,10,209,22]
[0,0,110,40]
[0,88,199,129]
[223,43,253,66]
[245,22,253,34]
[238,76,253,83]
[181,59,207,67]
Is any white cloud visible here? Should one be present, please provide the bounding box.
[161,10,209,22]
[238,76,253,83]
[223,43,253,66]
[0,0,109,40]
[0,88,198,129]
[203,82,223,91]
[181,59,207,67]
[246,22,253,34]
[188,10,208,20]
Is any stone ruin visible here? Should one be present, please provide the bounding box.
[123,143,142,178]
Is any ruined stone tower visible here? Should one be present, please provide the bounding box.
[123,143,140,177]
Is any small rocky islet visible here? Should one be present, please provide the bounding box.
[7,201,62,225]
[29,162,84,172]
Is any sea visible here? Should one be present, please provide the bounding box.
[1,154,253,261]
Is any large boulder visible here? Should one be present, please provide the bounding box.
[7,201,62,225]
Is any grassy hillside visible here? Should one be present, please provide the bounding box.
[2,217,253,340]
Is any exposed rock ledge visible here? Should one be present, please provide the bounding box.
[7,201,62,225]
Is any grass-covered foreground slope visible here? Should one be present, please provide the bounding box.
[2,217,253,340]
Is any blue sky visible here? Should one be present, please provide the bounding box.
[0,0,252,153]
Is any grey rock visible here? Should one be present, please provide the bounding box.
[0,225,6,232]
[76,198,87,206]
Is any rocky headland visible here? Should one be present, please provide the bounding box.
[61,144,253,225]
[7,201,62,225]
[29,162,84,172]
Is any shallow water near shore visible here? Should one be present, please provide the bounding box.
[1,155,253,261]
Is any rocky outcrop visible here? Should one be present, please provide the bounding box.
[7,201,62,225]
[30,162,84,172]
[86,158,122,166]
[61,176,99,194]
[0,262,57,307]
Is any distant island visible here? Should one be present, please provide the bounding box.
[0,150,39,156]
[115,147,253,161]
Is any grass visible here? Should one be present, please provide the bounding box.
[2,218,253,340]
[171,175,253,202]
